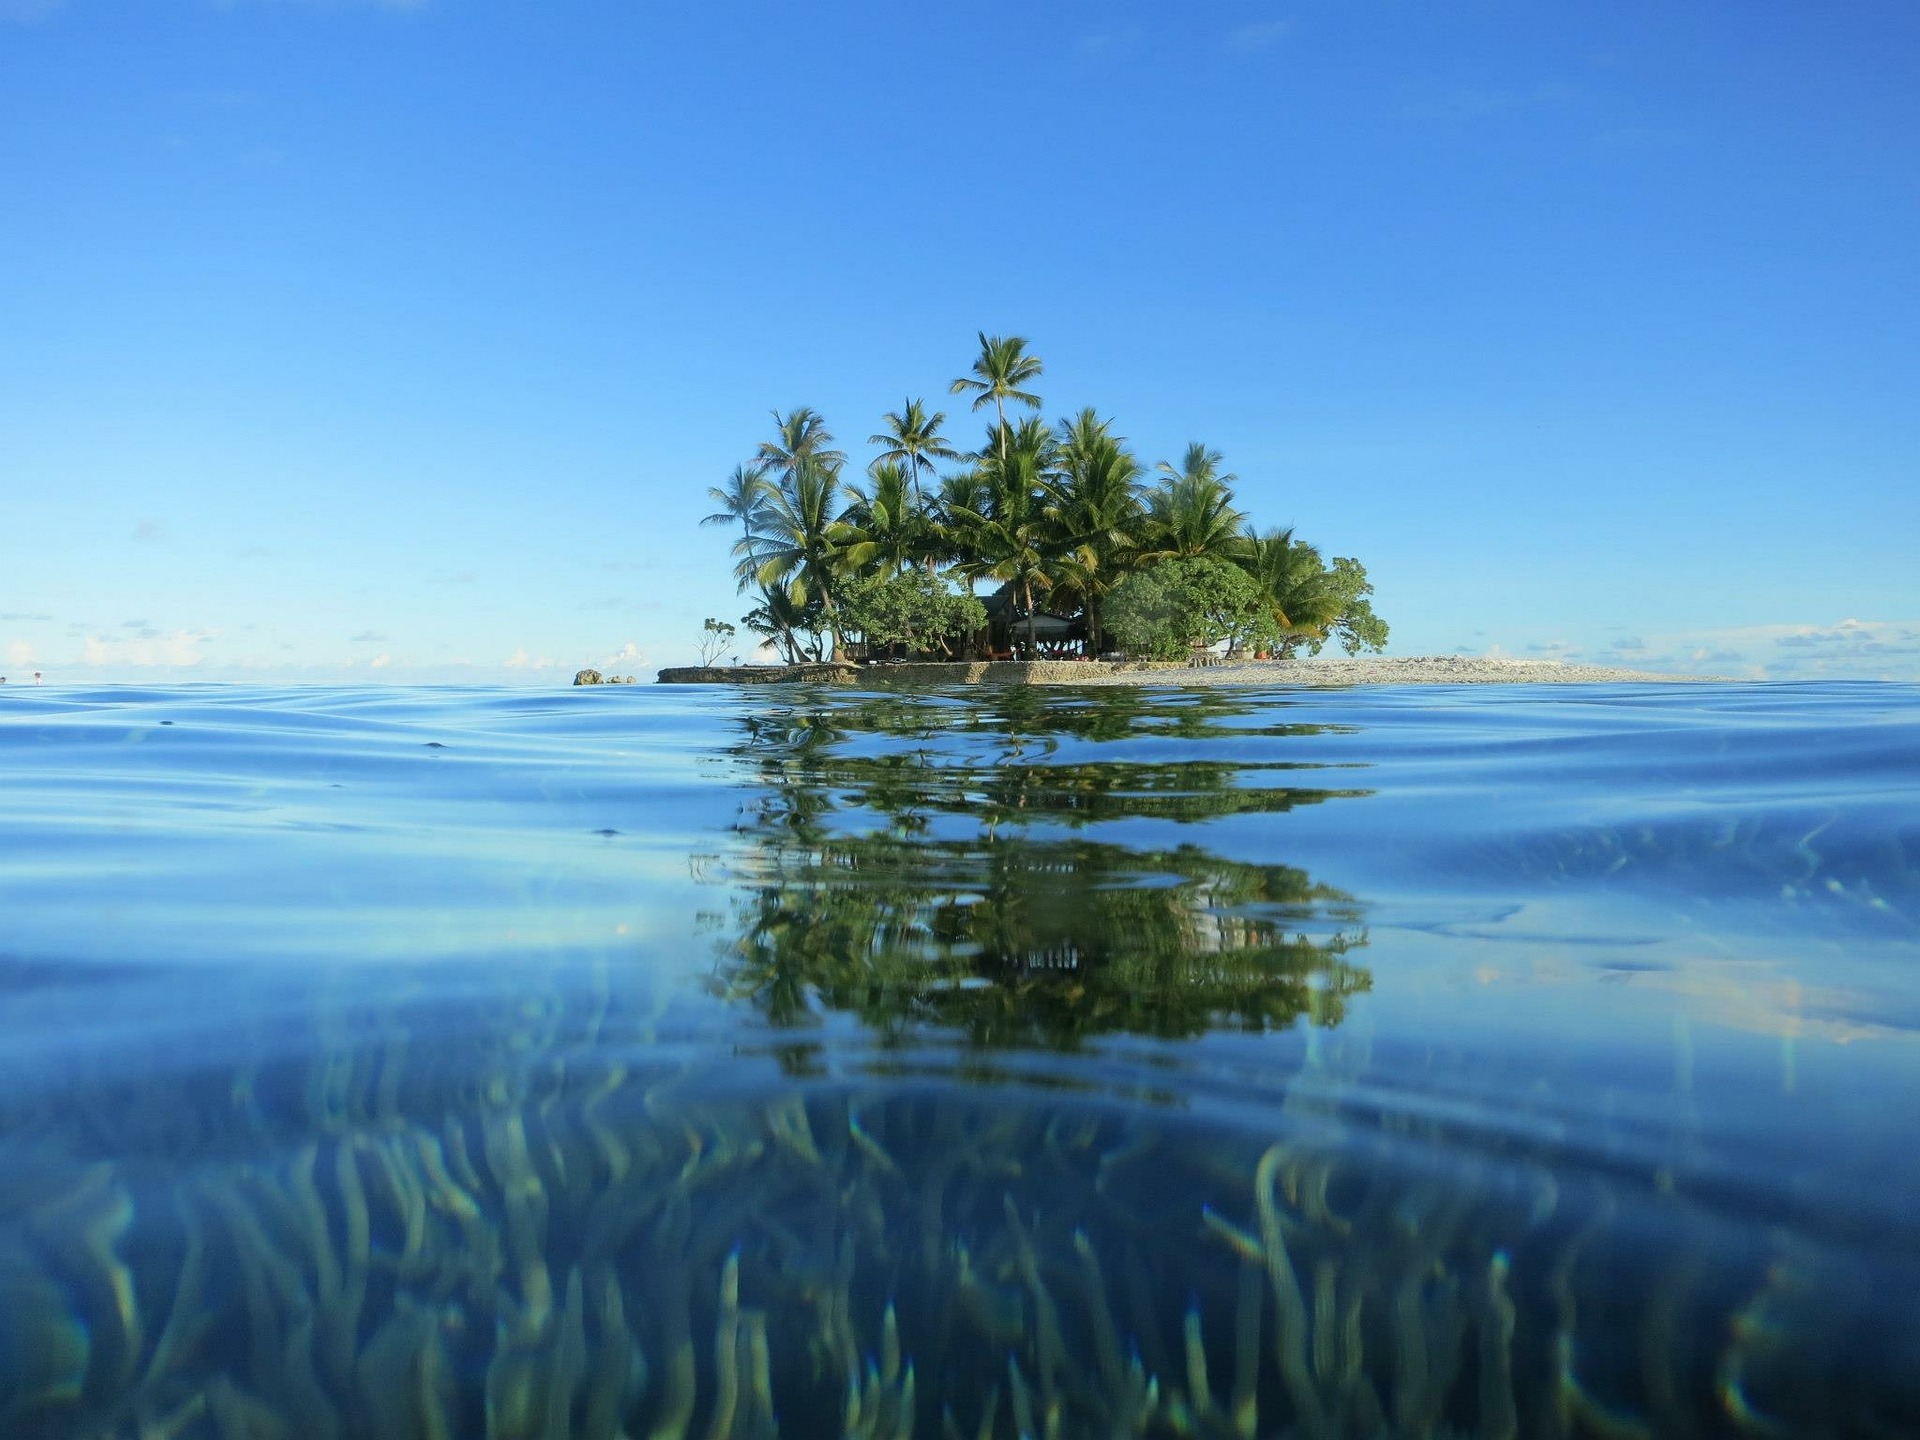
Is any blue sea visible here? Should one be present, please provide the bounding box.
[2,681,1916,1438]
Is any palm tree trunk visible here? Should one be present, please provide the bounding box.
[995,395,1007,462]
[1023,577,1036,659]
[821,585,843,662]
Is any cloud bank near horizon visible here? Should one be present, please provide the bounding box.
[5,614,1918,685]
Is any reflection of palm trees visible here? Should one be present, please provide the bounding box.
[707,687,1374,1047]
[721,835,1368,1046]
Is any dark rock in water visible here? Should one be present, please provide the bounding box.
[573,669,603,686]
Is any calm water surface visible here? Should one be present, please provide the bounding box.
[2,681,1916,1438]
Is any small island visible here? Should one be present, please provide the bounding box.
[658,332,1389,679]
[580,331,1713,690]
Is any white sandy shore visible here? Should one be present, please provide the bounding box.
[654,656,1731,687]
[1056,656,1726,687]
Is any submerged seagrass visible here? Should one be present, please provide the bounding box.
[1,681,1916,1436]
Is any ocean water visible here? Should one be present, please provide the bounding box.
[1,680,1916,1439]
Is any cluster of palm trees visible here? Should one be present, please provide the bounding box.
[703,332,1367,662]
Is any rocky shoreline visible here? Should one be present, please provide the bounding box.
[649,656,1727,687]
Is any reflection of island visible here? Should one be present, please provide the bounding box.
[702,687,1373,1047]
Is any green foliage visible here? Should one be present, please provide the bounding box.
[742,586,823,664]
[841,569,987,656]
[1105,556,1261,659]
[1323,556,1390,656]
[839,460,925,575]
[699,464,774,562]
[708,330,1390,667]
[944,420,1063,657]
[1101,568,1184,659]
[697,617,737,666]
[868,397,957,502]
[1142,446,1247,562]
[950,333,1044,462]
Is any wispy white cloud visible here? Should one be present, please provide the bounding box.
[81,629,215,668]
[369,652,393,669]
[603,642,645,672]
[350,630,388,643]
[1228,18,1294,52]
[504,648,559,671]
[1763,618,1920,676]
[6,640,37,666]
[1477,617,1920,681]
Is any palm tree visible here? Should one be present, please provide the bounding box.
[740,456,857,659]
[701,464,776,583]
[840,461,923,576]
[1242,527,1342,654]
[869,399,958,505]
[741,583,815,664]
[1051,410,1144,655]
[931,468,992,591]
[947,423,1061,658]
[757,407,846,491]
[1142,444,1247,562]
[950,333,1044,463]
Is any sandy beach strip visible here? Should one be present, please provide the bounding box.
[654,656,1730,687]
[1053,656,1727,687]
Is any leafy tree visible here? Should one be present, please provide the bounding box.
[868,398,958,505]
[949,333,1044,463]
[1319,556,1389,656]
[840,569,987,657]
[1105,556,1262,659]
[696,618,737,666]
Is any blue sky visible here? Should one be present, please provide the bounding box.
[3,0,1916,682]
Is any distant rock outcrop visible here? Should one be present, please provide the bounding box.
[573,669,603,686]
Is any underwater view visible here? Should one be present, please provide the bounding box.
[2,680,1917,1439]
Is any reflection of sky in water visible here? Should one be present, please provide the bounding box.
[1,680,1917,1436]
